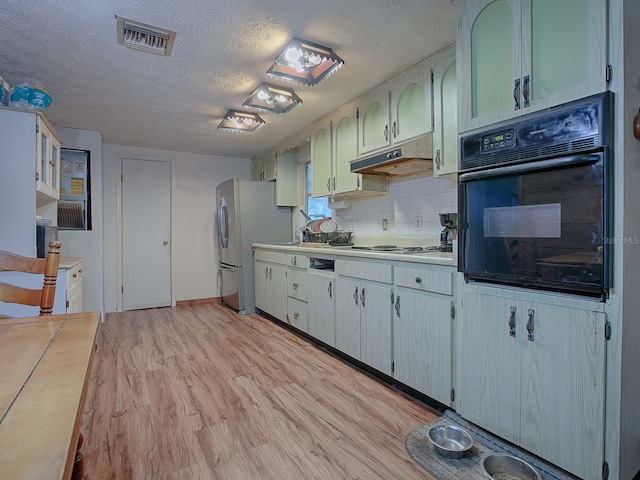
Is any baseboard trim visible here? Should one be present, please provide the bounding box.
[175,297,220,307]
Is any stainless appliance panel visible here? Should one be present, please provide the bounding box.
[219,263,243,313]
[216,179,240,267]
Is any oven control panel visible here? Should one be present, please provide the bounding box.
[481,129,516,152]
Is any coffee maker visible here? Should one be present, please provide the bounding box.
[439,213,457,252]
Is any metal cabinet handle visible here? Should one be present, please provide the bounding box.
[354,286,359,305]
[269,267,272,279]
[391,121,397,139]
[415,277,422,284]
[435,149,441,170]
[384,124,389,141]
[509,306,516,337]
[395,295,400,316]
[332,177,336,190]
[513,78,521,110]
[360,287,365,307]
[523,75,530,108]
[328,281,332,298]
[327,178,331,191]
[291,256,297,266]
[292,282,299,290]
[526,309,535,341]
[265,266,269,278]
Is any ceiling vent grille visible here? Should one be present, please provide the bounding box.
[116,16,176,56]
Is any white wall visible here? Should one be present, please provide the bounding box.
[102,144,250,312]
[332,173,457,241]
[55,127,105,316]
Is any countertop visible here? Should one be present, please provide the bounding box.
[59,257,82,269]
[253,242,456,267]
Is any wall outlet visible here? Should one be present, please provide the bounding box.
[382,218,388,230]
[415,215,422,231]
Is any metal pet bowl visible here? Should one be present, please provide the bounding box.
[427,424,473,459]
[482,453,541,480]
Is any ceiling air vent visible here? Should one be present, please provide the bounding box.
[116,16,176,56]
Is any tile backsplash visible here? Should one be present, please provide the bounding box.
[337,173,457,237]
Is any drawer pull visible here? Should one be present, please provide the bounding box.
[73,273,77,279]
[415,277,422,284]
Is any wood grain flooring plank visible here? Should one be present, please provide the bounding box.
[80,303,440,479]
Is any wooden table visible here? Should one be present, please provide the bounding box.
[0,312,101,480]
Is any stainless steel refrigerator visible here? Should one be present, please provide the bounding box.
[216,178,292,314]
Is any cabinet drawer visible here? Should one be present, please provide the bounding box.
[395,265,453,296]
[287,269,308,301]
[335,259,392,284]
[287,298,308,332]
[65,263,83,289]
[286,253,308,269]
[254,249,286,264]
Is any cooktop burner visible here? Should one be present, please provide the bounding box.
[351,245,440,253]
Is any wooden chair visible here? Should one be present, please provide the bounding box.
[0,241,61,316]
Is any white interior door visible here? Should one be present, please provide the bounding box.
[122,158,171,310]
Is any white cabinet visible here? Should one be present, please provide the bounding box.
[335,259,393,376]
[286,252,308,332]
[457,0,608,133]
[456,285,607,479]
[393,265,454,405]
[356,59,433,155]
[251,149,297,206]
[62,260,83,313]
[307,270,335,346]
[254,250,288,321]
[35,114,61,206]
[432,45,458,176]
[310,109,387,199]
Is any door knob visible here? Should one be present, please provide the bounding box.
[163,240,169,246]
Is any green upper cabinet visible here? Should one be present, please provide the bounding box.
[457,0,608,133]
[332,105,359,195]
[251,155,264,181]
[251,148,297,206]
[432,45,458,177]
[310,119,332,197]
[356,59,433,155]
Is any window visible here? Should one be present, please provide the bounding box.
[306,162,331,218]
[58,148,92,230]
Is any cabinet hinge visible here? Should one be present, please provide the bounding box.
[66,300,69,308]
[602,461,609,480]
[121,173,123,182]
[121,285,124,294]
[36,124,39,133]
[605,320,611,340]
[391,293,394,304]
[356,107,359,119]
[391,361,395,374]
[357,177,360,188]
[606,64,612,85]
[451,388,455,402]
[451,303,455,319]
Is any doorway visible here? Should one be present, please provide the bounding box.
[121,157,172,310]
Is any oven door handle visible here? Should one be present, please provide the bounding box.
[459,154,601,181]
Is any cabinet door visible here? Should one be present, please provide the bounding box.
[359,282,393,376]
[287,297,308,332]
[66,280,83,313]
[274,149,297,206]
[458,0,522,132]
[332,105,359,195]
[390,61,433,144]
[269,263,288,321]
[432,46,458,177]
[308,272,335,346]
[519,304,606,479]
[455,291,521,445]
[335,277,361,360]
[263,150,277,182]
[310,120,332,197]
[36,117,51,195]
[253,260,270,312]
[251,156,264,181]
[356,88,390,155]
[394,291,452,405]
[523,0,607,113]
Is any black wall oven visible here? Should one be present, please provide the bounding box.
[458,92,613,298]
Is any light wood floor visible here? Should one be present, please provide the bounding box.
[81,302,440,479]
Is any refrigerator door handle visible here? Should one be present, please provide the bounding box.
[218,197,229,249]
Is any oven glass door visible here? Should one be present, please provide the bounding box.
[459,152,609,296]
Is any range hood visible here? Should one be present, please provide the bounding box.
[349,135,433,176]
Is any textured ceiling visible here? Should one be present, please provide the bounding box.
[0,0,456,159]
